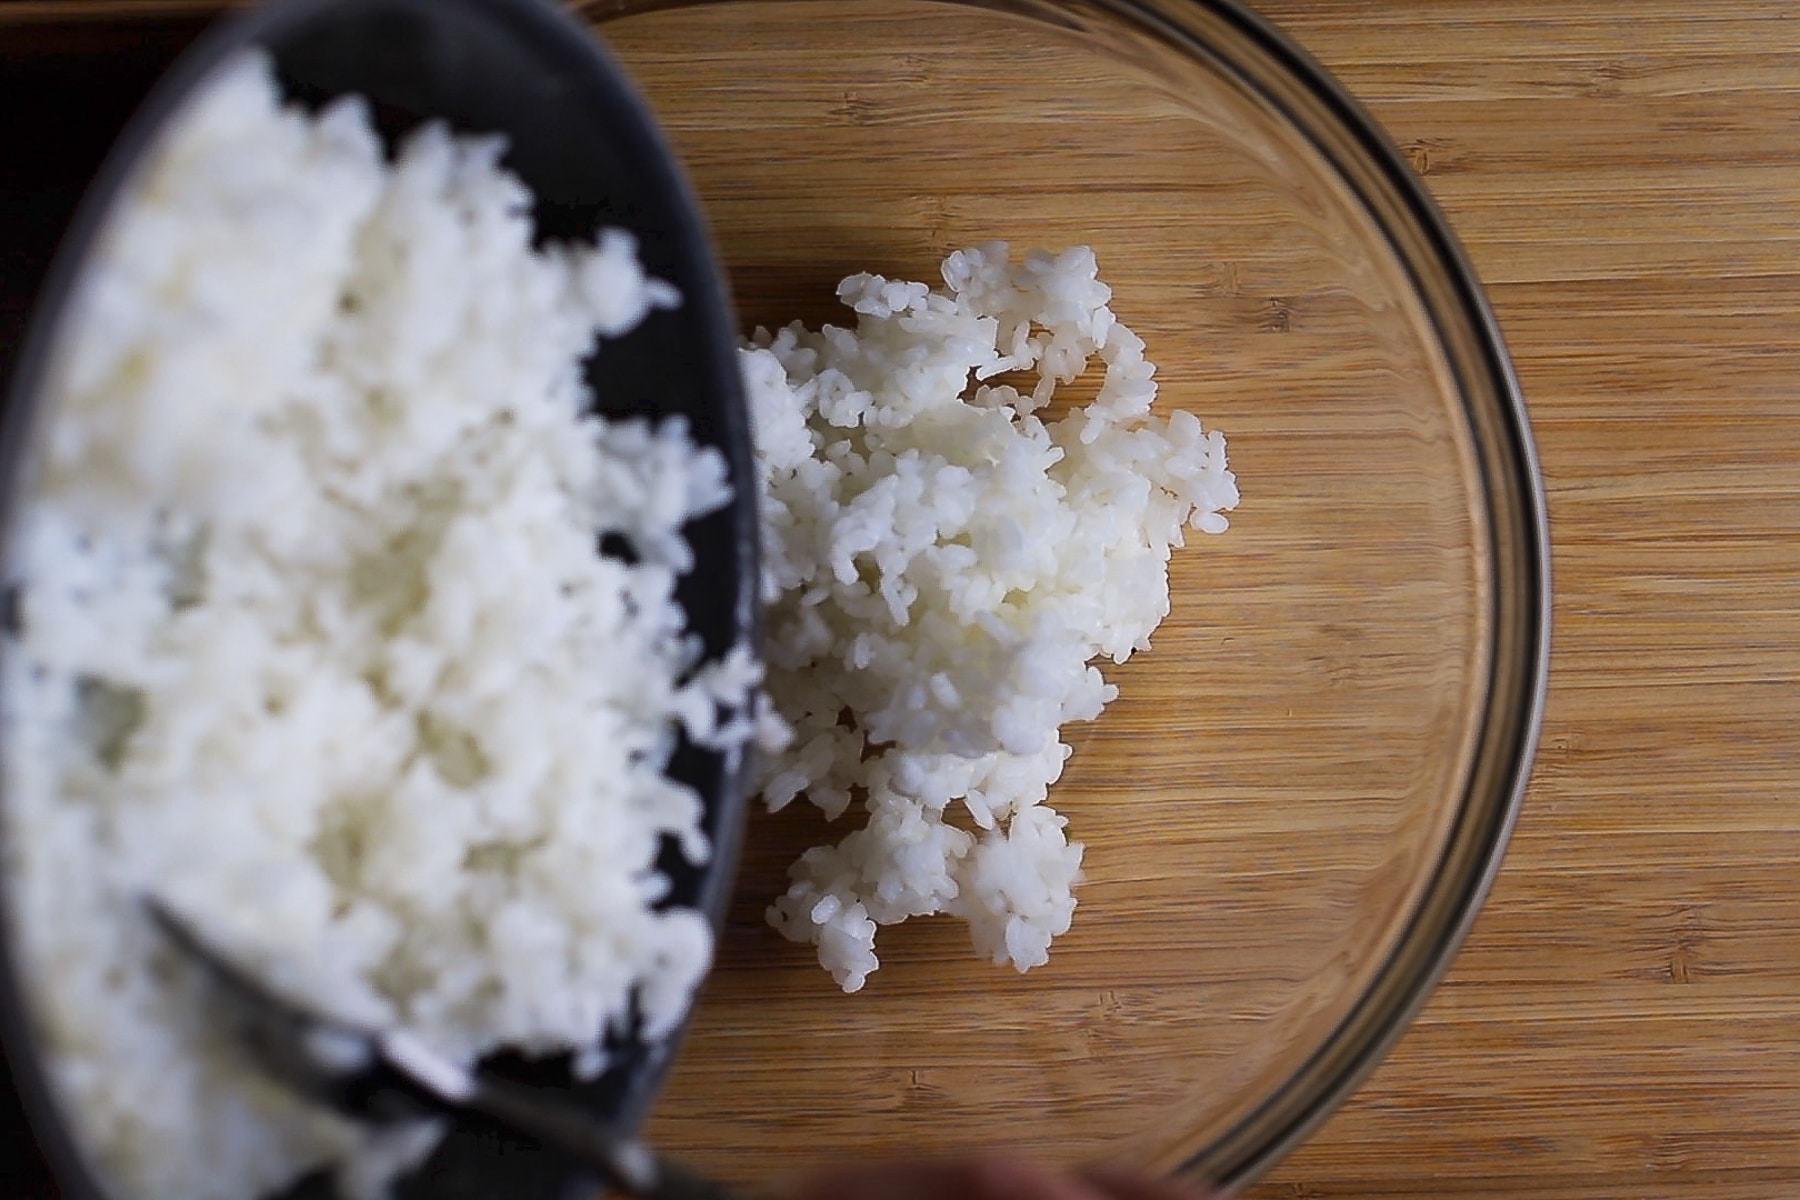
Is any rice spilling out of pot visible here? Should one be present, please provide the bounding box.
[0,52,757,1200]
[744,244,1239,992]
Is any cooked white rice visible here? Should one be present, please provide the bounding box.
[0,51,751,1199]
[744,245,1238,991]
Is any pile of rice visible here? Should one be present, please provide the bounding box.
[0,53,755,1200]
[743,244,1238,992]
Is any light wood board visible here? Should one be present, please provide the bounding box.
[592,3,1800,1195]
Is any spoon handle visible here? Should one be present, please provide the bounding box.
[463,1073,742,1200]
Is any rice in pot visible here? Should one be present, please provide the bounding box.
[0,51,753,1200]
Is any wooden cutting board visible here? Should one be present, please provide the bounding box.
[1240,3,1800,1196]
[1233,4,1800,1196]
[601,5,1800,1196]
[3,2,1799,1199]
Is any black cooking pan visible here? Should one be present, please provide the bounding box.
[0,1,756,1197]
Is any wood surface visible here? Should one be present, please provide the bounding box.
[2,2,1799,1199]
[1236,4,1800,1197]
[599,3,1800,1195]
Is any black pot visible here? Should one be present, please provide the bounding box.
[0,2,755,1197]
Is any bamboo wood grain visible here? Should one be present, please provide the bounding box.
[595,4,1800,1195]
[1241,4,1800,1197]
[3,2,1799,1199]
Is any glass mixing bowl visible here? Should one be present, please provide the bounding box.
[0,0,1546,1193]
[584,0,1549,1190]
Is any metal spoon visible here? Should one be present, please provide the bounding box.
[145,899,740,1200]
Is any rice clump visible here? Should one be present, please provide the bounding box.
[744,244,1239,992]
[0,51,755,1200]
